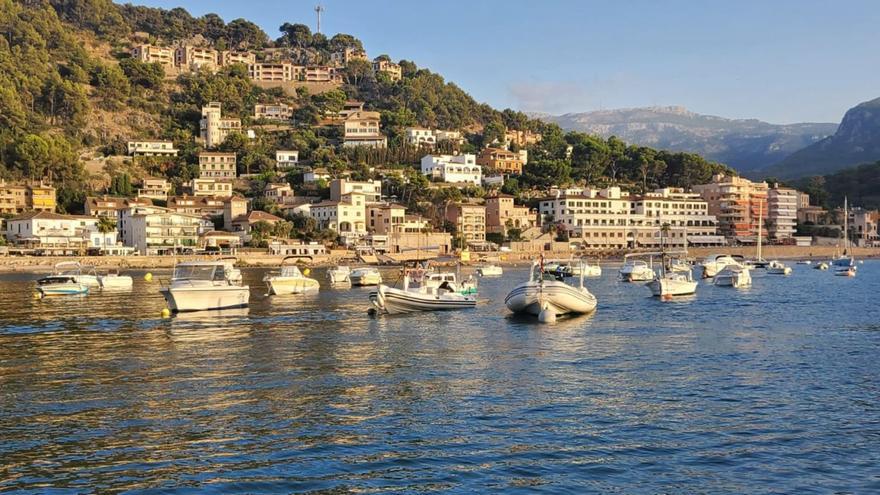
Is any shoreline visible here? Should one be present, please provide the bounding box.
[0,245,878,273]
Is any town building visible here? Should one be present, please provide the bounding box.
[275,150,299,169]
[331,47,368,66]
[189,178,233,198]
[248,62,295,81]
[372,58,402,82]
[692,174,768,242]
[477,148,524,174]
[27,181,57,213]
[167,195,228,219]
[174,45,218,71]
[446,203,487,245]
[420,154,482,185]
[199,102,241,148]
[126,140,178,156]
[220,50,256,66]
[302,66,342,83]
[198,152,237,179]
[851,208,879,247]
[224,196,248,231]
[767,185,798,240]
[310,192,368,241]
[329,178,382,203]
[405,128,465,147]
[0,181,28,215]
[230,210,284,242]
[268,240,327,257]
[121,205,210,255]
[264,183,295,205]
[485,194,536,235]
[368,203,406,234]
[342,111,387,148]
[84,196,152,218]
[504,129,542,147]
[137,177,171,202]
[538,187,720,250]
[254,103,293,121]
[304,168,331,183]
[334,100,365,120]
[5,211,113,254]
[130,44,174,68]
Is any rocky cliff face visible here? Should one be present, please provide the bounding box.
[533,106,836,173]
[765,97,880,179]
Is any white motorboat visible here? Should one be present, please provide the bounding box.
[350,267,382,286]
[835,266,857,277]
[263,257,320,295]
[713,264,752,288]
[797,260,812,265]
[505,259,597,321]
[53,261,100,287]
[814,262,829,270]
[476,264,503,277]
[647,271,697,297]
[766,260,792,276]
[700,254,744,278]
[566,258,602,278]
[327,265,352,284]
[619,254,655,282]
[36,275,88,296]
[369,268,477,315]
[422,270,478,295]
[99,269,133,289]
[160,261,250,312]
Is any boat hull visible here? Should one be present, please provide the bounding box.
[350,274,382,286]
[713,270,751,288]
[371,285,476,315]
[505,281,597,316]
[99,275,133,289]
[477,267,503,277]
[647,278,697,297]
[328,270,351,284]
[619,268,654,282]
[161,286,250,312]
[265,277,319,295]
[38,283,88,296]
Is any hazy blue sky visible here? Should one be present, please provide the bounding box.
[133,0,880,124]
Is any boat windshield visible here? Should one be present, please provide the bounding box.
[173,265,219,281]
[280,266,303,277]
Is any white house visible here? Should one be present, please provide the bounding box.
[304,168,331,183]
[127,140,178,156]
[5,211,105,254]
[275,150,299,169]
[120,205,212,255]
[420,154,481,185]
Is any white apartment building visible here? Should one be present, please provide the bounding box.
[405,128,464,147]
[122,205,210,255]
[539,187,720,250]
[329,178,382,203]
[199,102,241,149]
[198,152,237,179]
[420,154,482,185]
[127,140,178,156]
[5,211,101,252]
[768,186,798,240]
[189,178,233,198]
[254,103,293,121]
[275,150,299,168]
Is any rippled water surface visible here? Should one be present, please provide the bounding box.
[1,262,879,493]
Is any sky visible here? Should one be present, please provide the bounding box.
[133,0,880,124]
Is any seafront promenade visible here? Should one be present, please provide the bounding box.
[2,245,878,272]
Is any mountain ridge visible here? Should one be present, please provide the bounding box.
[532,106,837,173]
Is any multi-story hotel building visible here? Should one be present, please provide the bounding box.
[485,194,536,235]
[189,178,233,198]
[220,50,256,66]
[539,187,720,249]
[331,47,368,66]
[198,152,237,179]
[692,174,768,242]
[329,178,382,203]
[174,45,218,71]
[372,58,402,82]
[248,62,295,82]
[137,177,171,201]
[446,203,486,244]
[768,185,798,240]
[199,102,241,148]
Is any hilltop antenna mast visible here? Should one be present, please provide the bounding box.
[314,4,324,34]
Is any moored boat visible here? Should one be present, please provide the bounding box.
[36,275,88,296]
[713,264,752,288]
[53,261,100,287]
[369,268,477,315]
[160,261,250,312]
[263,257,320,295]
[505,258,597,321]
[476,264,503,277]
[350,267,382,286]
[700,254,743,278]
[766,260,792,275]
[327,265,352,284]
[619,254,655,282]
[814,262,829,270]
[99,268,133,289]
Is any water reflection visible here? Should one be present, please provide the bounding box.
[0,263,879,492]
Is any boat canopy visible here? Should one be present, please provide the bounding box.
[172,263,224,281]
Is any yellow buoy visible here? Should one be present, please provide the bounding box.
[161,308,171,318]
[144,273,153,282]
[303,268,311,276]
[33,292,42,299]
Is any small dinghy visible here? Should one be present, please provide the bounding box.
[369,267,476,315]
[505,257,597,322]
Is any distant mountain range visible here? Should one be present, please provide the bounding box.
[531,106,838,175]
[763,97,880,179]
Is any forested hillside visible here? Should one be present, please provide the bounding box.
[0,0,731,215]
